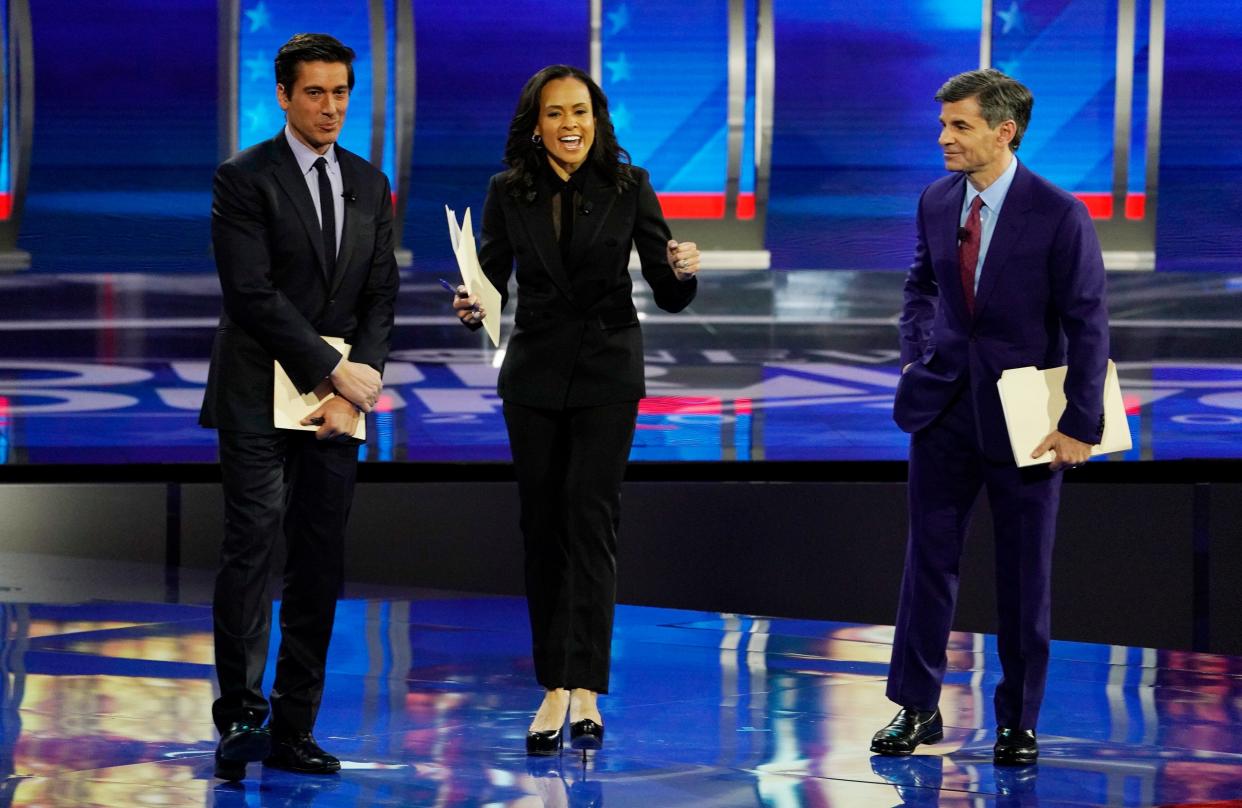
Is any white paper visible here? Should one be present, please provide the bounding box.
[996,359,1131,467]
[445,205,502,347]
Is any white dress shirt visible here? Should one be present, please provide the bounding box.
[285,124,344,257]
[960,153,1019,292]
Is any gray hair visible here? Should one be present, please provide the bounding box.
[935,69,1033,152]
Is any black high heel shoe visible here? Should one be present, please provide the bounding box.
[526,727,564,756]
[569,719,604,751]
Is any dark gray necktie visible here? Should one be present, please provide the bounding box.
[313,156,336,277]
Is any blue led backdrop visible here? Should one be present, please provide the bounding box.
[8,0,1242,272]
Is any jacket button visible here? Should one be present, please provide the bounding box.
[328,298,335,306]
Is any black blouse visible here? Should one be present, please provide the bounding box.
[542,161,589,271]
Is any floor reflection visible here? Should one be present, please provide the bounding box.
[2,564,1242,806]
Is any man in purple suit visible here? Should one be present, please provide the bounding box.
[871,69,1109,766]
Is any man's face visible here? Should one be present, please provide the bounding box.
[278,60,350,154]
[937,96,1013,177]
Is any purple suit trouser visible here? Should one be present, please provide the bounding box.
[886,382,1063,731]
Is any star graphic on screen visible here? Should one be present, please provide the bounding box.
[606,4,630,36]
[244,102,273,133]
[997,59,1021,75]
[604,52,631,84]
[997,0,1023,35]
[244,1,271,34]
[611,102,631,132]
[243,52,269,83]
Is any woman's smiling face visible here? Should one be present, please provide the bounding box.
[535,77,595,179]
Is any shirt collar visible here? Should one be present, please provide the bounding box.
[965,153,1018,214]
[542,158,589,194]
[285,124,338,175]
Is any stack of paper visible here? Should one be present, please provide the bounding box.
[997,359,1132,467]
[446,206,502,347]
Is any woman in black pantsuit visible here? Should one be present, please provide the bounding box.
[449,65,700,754]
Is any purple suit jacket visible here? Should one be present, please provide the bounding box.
[893,160,1109,463]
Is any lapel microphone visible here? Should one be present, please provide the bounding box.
[342,189,357,203]
[580,200,593,216]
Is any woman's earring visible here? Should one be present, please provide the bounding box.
[531,134,543,147]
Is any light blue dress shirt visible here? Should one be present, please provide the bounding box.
[960,154,1018,292]
[285,124,344,257]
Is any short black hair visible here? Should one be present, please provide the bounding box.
[935,68,1033,152]
[274,33,356,94]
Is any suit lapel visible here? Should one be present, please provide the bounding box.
[973,162,1031,319]
[270,131,330,281]
[329,152,361,297]
[930,175,970,320]
[569,169,616,264]
[514,188,574,300]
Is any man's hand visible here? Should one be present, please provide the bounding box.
[1033,430,1092,471]
[300,396,360,440]
[330,359,382,412]
[667,240,700,281]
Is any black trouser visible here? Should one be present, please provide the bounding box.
[503,400,639,694]
[212,429,357,736]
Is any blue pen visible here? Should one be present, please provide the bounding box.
[438,277,465,296]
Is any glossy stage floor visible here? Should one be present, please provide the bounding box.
[1,269,1241,465]
[3,550,1242,808]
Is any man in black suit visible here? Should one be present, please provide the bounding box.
[199,33,398,780]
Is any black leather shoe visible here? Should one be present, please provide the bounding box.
[217,720,272,765]
[870,708,943,756]
[569,719,604,751]
[993,727,1038,766]
[264,731,341,774]
[213,750,246,781]
[526,727,564,756]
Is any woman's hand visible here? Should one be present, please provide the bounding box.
[667,240,700,281]
[450,284,486,329]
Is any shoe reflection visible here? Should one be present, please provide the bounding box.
[994,764,1039,807]
[524,756,605,807]
[869,754,944,805]
[211,781,247,808]
[211,774,344,807]
[569,779,603,808]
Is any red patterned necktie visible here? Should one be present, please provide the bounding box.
[958,195,983,314]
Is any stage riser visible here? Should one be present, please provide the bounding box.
[3,481,1237,655]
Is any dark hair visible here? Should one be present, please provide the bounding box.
[501,65,633,201]
[274,33,356,94]
[935,68,1033,152]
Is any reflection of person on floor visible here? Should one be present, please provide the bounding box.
[0,604,27,808]
[212,775,342,808]
[200,33,399,781]
[870,753,943,805]
[447,65,699,755]
[526,758,605,808]
[871,69,1109,766]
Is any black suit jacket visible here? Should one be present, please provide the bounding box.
[200,130,399,433]
[478,165,696,409]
